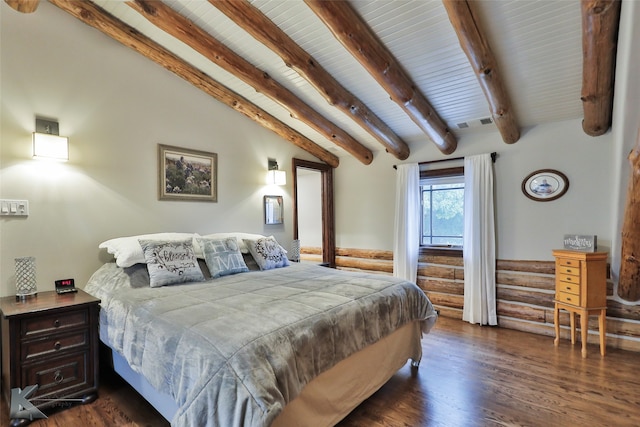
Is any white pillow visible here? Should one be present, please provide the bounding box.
[99,232,196,267]
[193,232,266,257]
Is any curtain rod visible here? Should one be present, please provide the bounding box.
[393,152,497,169]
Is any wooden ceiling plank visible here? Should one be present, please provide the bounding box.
[127,0,373,165]
[581,0,621,136]
[304,0,457,155]
[46,0,339,168]
[210,0,410,160]
[4,0,39,13]
[442,0,520,144]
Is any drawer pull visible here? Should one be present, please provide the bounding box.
[566,277,572,281]
[566,269,572,273]
[566,297,571,301]
[54,319,60,328]
[54,370,64,384]
[54,341,61,351]
[565,286,571,290]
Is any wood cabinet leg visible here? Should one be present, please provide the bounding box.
[599,309,606,356]
[580,311,588,358]
[554,304,560,346]
[570,311,576,344]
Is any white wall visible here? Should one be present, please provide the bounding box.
[297,170,323,248]
[335,121,614,262]
[0,2,311,296]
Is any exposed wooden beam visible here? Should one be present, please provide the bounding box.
[127,0,373,165]
[47,0,339,168]
[304,0,457,155]
[4,0,39,13]
[210,0,410,160]
[442,0,520,144]
[618,129,640,301]
[581,0,621,136]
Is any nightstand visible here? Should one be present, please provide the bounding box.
[0,290,100,426]
[552,250,607,358]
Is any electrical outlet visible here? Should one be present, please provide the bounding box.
[0,199,29,216]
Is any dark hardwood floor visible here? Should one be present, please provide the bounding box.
[3,316,639,426]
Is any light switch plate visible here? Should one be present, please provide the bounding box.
[0,199,29,216]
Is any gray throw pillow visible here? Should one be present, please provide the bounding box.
[197,237,249,278]
[139,239,205,287]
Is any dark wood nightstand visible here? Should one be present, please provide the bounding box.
[0,290,100,426]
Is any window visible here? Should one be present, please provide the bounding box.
[420,167,464,248]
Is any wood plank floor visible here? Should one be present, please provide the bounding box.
[3,316,639,426]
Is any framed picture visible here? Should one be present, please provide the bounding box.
[158,144,217,202]
[521,169,569,202]
[264,195,283,225]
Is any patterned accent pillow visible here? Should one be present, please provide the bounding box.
[197,237,249,278]
[139,239,204,287]
[244,236,290,270]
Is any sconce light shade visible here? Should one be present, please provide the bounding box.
[266,158,286,185]
[267,169,287,186]
[32,132,69,160]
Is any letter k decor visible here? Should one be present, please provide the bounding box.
[10,385,47,421]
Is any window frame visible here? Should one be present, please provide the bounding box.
[419,166,464,257]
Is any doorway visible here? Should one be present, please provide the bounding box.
[292,158,335,267]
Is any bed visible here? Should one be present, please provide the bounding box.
[86,233,437,426]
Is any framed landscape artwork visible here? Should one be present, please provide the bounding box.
[158,144,217,202]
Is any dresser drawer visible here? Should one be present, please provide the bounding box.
[23,330,89,361]
[21,309,88,338]
[557,265,580,277]
[557,273,580,285]
[23,352,89,397]
[558,258,581,269]
[557,281,580,295]
[557,291,580,305]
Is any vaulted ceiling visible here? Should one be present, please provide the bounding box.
[6,0,621,167]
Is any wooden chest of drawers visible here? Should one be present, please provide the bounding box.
[552,250,607,357]
[0,290,100,425]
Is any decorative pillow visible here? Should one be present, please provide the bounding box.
[197,237,249,278]
[193,232,266,257]
[99,232,195,268]
[138,239,204,287]
[244,236,290,271]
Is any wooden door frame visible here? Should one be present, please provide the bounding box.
[292,158,335,268]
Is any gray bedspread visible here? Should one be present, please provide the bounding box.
[85,262,437,427]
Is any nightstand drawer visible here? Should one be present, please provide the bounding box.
[557,282,580,295]
[22,309,88,337]
[557,291,580,305]
[557,265,580,277]
[558,258,581,269]
[23,352,88,397]
[23,330,89,361]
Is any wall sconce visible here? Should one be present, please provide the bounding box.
[32,118,69,161]
[266,158,286,186]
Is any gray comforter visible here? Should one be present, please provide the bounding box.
[85,262,437,427]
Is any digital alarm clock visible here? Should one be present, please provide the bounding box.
[55,278,77,294]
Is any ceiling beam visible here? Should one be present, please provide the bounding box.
[47,0,339,168]
[304,0,457,155]
[4,0,39,13]
[209,0,410,160]
[127,0,373,165]
[580,0,621,136]
[442,0,520,144]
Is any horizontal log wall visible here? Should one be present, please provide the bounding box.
[300,246,640,353]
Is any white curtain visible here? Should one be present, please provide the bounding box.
[463,154,497,325]
[393,163,420,283]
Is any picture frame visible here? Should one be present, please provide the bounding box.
[521,169,569,202]
[158,144,217,202]
[264,195,283,225]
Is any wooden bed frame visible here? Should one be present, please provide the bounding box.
[103,320,423,426]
